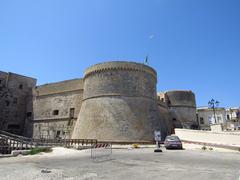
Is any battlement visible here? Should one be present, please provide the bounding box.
[84,61,157,80]
[35,78,83,96]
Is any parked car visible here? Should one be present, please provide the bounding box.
[164,135,183,149]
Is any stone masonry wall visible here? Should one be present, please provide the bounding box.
[0,71,36,136]
[33,79,83,139]
[165,90,197,129]
[72,61,168,141]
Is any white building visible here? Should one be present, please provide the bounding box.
[225,107,240,130]
[226,107,240,121]
[197,107,226,130]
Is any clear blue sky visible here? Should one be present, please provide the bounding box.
[0,0,239,107]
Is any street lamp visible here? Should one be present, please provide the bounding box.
[208,99,219,124]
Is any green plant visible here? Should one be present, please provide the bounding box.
[132,144,140,149]
[201,146,207,150]
[28,147,52,155]
[209,147,213,151]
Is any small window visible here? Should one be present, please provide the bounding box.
[13,98,18,104]
[227,114,230,120]
[173,118,177,121]
[26,112,32,117]
[200,117,204,124]
[53,110,59,115]
[5,100,10,106]
[161,98,164,102]
[8,124,20,130]
[70,108,75,119]
[0,80,2,84]
[19,84,23,89]
[56,131,61,138]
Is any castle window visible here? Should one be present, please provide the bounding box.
[161,98,164,102]
[53,110,59,115]
[173,118,176,121]
[5,100,10,106]
[8,124,20,130]
[19,84,23,89]
[200,117,204,124]
[0,80,2,84]
[56,131,61,138]
[26,112,32,117]
[70,108,75,119]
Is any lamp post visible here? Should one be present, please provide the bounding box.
[208,99,219,124]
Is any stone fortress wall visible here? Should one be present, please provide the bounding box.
[163,90,197,129]
[157,99,174,135]
[32,79,84,139]
[0,61,198,141]
[0,71,36,137]
[72,61,166,141]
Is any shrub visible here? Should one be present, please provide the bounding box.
[28,147,52,155]
[132,144,140,149]
[201,146,207,150]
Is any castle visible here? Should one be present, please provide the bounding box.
[0,61,197,141]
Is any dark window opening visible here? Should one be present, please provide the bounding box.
[173,118,177,121]
[53,110,59,115]
[161,98,164,102]
[13,98,18,104]
[19,84,23,89]
[56,131,61,138]
[5,100,10,106]
[70,108,75,119]
[0,80,2,84]
[8,124,20,130]
[227,114,230,120]
[168,100,171,105]
[26,112,32,117]
[200,117,204,124]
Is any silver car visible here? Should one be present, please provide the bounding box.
[164,135,183,149]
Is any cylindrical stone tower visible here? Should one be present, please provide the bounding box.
[72,61,166,141]
[165,90,197,129]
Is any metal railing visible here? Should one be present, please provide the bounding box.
[0,131,97,155]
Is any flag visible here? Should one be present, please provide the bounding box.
[145,55,148,65]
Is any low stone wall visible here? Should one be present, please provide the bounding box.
[175,128,240,146]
